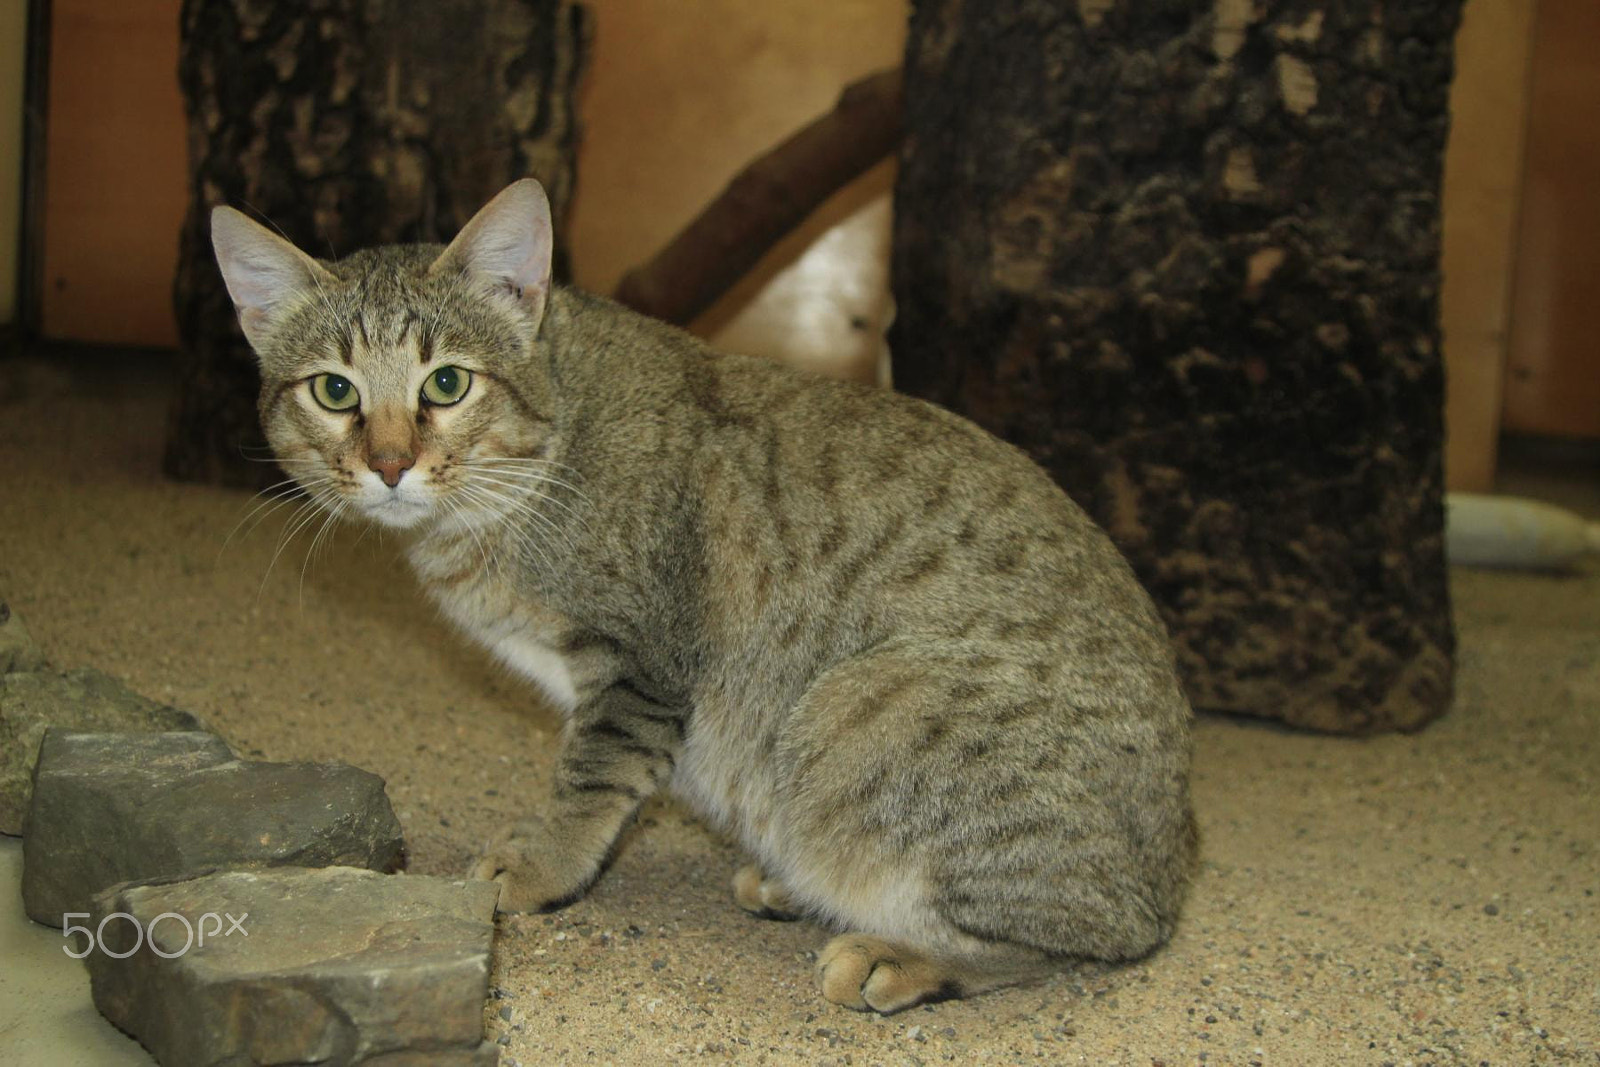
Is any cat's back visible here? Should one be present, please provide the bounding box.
[548,291,1180,709]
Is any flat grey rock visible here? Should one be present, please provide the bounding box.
[0,666,205,834]
[23,730,405,926]
[0,599,45,674]
[86,867,501,1067]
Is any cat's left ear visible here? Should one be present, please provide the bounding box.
[431,179,553,325]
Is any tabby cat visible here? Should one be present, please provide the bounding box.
[211,179,1197,1013]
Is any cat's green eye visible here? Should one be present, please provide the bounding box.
[421,365,472,406]
[310,373,359,412]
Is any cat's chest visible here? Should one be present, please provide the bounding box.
[407,541,579,712]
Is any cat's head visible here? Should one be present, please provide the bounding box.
[211,180,555,531]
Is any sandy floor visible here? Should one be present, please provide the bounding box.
[1,349,1596,1065]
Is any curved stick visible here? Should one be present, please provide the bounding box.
[614,68,904,326]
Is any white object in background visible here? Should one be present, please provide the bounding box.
[1445,492,1600,571]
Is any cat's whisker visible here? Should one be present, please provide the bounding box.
[459,456,590,498]
[241,472,334,502]
[459,471,591,534]
[224,482,304,540]
[240,473,315,500]
[298,497,350,607]
[258,488,339,602]
[236,484,334,547]
[449,486,513,571]
[234,473,335,523]
[237,446,302,463]
[460,459,589,491]
[458,478,581,558]
[221,476,338,556]
[457,454,588,477]
[455,461,592,515]
[456,483,559,578]
[460,466,593,511]
[254,498,318,604]
[440,495,495,576]
[236,442,320,466]
[348,517,377,551]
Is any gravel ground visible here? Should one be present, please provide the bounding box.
[1,350,1595,1065]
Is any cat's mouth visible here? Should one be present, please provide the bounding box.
[360,488,434,530]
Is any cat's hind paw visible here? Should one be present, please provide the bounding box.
[732,864,800,921]
[815,934,963,1014]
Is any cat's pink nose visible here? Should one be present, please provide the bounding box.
[369,454,414,487]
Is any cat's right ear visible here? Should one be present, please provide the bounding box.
[210,207,332,349]
[429,179,553,326]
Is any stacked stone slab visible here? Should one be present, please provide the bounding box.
[21,728,504,1065]
[0,599,206,834]
[8,596,504,1065]
[22,730,406,926]
[86,868,502,1066]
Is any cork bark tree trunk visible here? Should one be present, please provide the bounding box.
[167,0,588,487]
[891,0,1461,733]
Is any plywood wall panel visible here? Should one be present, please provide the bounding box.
[36,0,905,383]
[41,0,186,347]
[1439,0,1536,490]
[0,2,27,328]
[1503,0,1600,439]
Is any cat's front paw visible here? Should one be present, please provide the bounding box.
[471,819,598,913]
[816,934,962,1014]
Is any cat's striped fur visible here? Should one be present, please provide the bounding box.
[212,180,1197,1012]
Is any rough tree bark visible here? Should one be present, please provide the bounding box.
[892,0,1461,733]
[168,0,588,487]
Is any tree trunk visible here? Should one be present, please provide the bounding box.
[891,0,1461,734]
[167,0,588,487]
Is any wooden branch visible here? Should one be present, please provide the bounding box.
[614,67,904,326]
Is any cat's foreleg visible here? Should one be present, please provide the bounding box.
[472,681,684,912]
